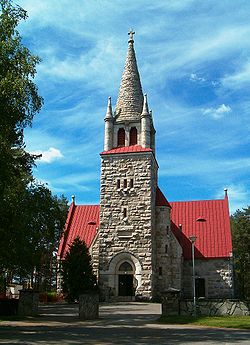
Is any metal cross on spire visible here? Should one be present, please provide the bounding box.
[128,29,135,42]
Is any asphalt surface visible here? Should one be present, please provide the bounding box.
[0,302,249,344]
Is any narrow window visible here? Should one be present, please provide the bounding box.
[195,278,206,298]
[117,179,120,189]
[123,208,127,218]
[124,179,127,189]
[129,127,137,145]
[159,267,162,276]
[117,128,125,147]
[130,178,134,188]
[165,244,168,254]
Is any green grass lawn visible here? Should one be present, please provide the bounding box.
[159,315,250,329]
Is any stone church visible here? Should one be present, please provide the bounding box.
[58,33,233,301]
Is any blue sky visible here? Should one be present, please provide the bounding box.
[16,0,250,214]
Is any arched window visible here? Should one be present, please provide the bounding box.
[129,127,137,145]
[119,262,133,272]
[117,128,125,147]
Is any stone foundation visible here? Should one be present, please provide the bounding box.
[79,294,99,320]
[180,299,250,316]
[18,290,39,316]
[161,289,180,316]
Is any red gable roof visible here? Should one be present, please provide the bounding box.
[101,145,152,155]
[58,204,99,259]
[170,198,232,259]
[58,193,232,260]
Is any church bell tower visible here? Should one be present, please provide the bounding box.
[98,31,158,300]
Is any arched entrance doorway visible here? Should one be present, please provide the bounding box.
[107,252,142,300]
[118,261,134,296]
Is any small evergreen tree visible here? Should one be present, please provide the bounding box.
[62,237,97,302]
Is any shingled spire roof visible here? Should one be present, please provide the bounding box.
[115,30,143,121]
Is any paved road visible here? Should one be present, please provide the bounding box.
[0,302,249,344]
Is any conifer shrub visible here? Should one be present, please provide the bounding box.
[62,237,98,302]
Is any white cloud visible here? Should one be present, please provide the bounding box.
[222,61,250,89]
[36,39,122,95]
[16,0,250,207]
[31,147,63,163]
[190,73,206,82]
[189,73,220,87]
[203,104,232,119]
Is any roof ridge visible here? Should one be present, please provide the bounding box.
[170,198,226,203]
[57,203,76,257]
[75,204,100,207]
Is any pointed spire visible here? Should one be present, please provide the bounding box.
[105,96,113,120]
[141,94,149,116]
[115,30,143,120]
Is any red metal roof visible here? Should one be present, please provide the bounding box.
[58,204,99,259]
[156,187,171,208]
[58,194,232,260]
[101,145,153,155]
[170,198,232,259]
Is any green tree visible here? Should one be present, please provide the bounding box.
[0,1,69,294]
[0,0,43,194]
[62,238,98,302]
[21,183,68,291]
[231,206,250,299]
[0,0,44,291]
[0,180,68,291]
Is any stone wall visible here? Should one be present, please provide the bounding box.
[153,206,182,299]
[180,299,250,316]
[98,151,158,300]
[79,294,99,320]
[182,258,234,298]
